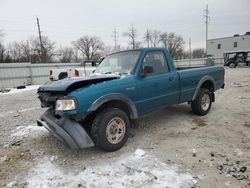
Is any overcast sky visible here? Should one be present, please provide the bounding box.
[0,0,250,50]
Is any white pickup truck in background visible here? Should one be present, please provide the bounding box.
[49,67,90,81]
[49,58,104,81]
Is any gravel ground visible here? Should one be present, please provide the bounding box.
[0,67,250,188]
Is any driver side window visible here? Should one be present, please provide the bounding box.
[141,51,169,76]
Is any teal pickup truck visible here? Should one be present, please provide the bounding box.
[37,48,225,151]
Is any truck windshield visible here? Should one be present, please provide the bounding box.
[94,51,141,75]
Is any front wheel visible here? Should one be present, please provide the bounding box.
[191,88,212,116]
[91,108,130,152]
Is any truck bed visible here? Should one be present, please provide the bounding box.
[177,65,224,103]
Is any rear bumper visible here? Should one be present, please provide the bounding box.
[37,109,94,149]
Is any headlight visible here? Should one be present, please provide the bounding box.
[55,99,76,111]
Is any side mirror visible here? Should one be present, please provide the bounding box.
[139,66,153,77]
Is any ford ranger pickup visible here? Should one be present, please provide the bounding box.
[37,48,225,151]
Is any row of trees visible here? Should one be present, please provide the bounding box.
[0,27,206,63]
[125,25,186,59]
[0,29,56,63]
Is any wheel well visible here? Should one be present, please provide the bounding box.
[201,80,214,92]
[96,100,132,118]
[228,61,236,65]
[200,80,215,102]
[81,100,133,127]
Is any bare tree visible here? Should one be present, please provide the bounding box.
[192,48,206,59]
[7,42,23,62]
[0,43,4,63]
[123,24,138,49]
[159,32,168,48]
[58,47,74,63]
[73,35,104,61]
[102,45,113,56]
[175,48,185,60]
[0,30,4,63]
[73,47,80,62]
[168,33,185,58]
[150,30,160,47]
[30,36,55,63]
[19,40,32,62]
[0,31,55,63]
[0,30,3,40]
[159,32,185,58]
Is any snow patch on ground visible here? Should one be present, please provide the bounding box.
[10,124,47,138]
[0,85,40,95]
[26,149,195,188]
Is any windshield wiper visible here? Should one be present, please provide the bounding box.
[104,72,113,74]
[100,72,128,75]
[119,72,130,75]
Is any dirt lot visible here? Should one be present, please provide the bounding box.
[0,67,249,188]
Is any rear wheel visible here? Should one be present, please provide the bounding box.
[58,72,68,80]
[228,62,236,68]
[91,108,130,152]
[191,88,212,116]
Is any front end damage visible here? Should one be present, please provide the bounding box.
[37,109,94,149]
[36,75,121,149]
[37,90,95,149]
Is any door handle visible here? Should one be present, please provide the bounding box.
[169,76,174,81]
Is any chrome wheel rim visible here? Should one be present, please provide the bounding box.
[229,63,235,68]
[106,117,126,144]
[201,93,210,111]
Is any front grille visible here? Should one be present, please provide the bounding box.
[38,91,64,108]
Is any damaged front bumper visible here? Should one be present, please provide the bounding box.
[37,109,94,149]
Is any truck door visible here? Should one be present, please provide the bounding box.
[135,50,179,115]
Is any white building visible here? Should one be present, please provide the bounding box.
[207,32,250,59]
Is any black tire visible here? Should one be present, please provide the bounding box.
[228,62,236,68]
[58,72,68,80]
[191,88,212,116]
[91,108,130,152]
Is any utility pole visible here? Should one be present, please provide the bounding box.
[204,4,209,55]
[36,17,44,62]
[189,37,192,59]
[112,28,118,52]
[146,29,150,48]
[189,37,192,66]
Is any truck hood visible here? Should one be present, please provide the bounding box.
[38,74,120,93]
